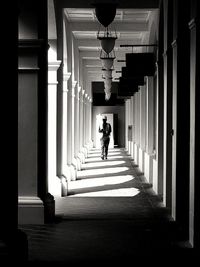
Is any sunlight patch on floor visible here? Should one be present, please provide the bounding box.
[77,166,130,178]
[87,152,123,157]
[68,187,140,197]
[81,160,126,168]
[68,175,135,190]
[85,155,126,162]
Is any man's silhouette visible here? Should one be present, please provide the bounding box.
[98,115,112,160]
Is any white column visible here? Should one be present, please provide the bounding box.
[61,71,71,194]
[139,86,146,172]
[131,96,135,159]
[67,80,77,181]
[134,92,140,165]
[140,85,146,150]
[47,60,62,197]
[88,97,93,148]
[144,76,154,183]
[127,99,131,154]
[83,93,90,156]
[80,90,87,159]
[125,100,128,151]
[78,88,86,163]
[73,84,82,170]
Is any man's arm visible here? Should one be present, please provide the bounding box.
[99,126,103,133]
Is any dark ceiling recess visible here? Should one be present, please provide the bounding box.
[92,82,125,106]
[121,67,145,85]
[125,53,156,76]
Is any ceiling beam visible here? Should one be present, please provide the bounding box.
[55,0,159,9]
[76,39,144,49]
[83,59,125,66]
[80,51,128,59]
[70,21,148,32]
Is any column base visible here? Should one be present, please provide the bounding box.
[69,164,77,181]
[131,141,134,159]
[88,140,94,149]
[18,197,44,224]
[60,176,68,196]
[82,147,88,158]
[134,143,139,165]
[153,158,158,194]
[48,176,62,197]
[189,210,194,247]
[144,152,154,184]
[72,157,81,171]
[43,193,55,223]
[78,152,85,164]
[62,165,71,180]
[128,141,131,155]
[139,147,145,173]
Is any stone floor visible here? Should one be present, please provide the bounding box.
[18,148,193,265]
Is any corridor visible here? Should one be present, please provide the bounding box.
[19,148,190,264]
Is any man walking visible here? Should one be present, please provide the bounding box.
[98,115,112,160]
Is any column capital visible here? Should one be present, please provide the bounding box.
[48,60,62,72]
[63,72,71,82]
[72,80,77,90]
[48,60,62,85]
[75,85,81,100]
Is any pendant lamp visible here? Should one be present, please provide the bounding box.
[101,57,114,70]
[104,78,112,87]
[94,3,117,28]
[105,92,111,101]
[98,36,117,54]
[102,69,112,79]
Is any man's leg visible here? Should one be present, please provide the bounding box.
[104,138,110,159]
[100,138,104,159]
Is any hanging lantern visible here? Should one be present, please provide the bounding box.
[104,78,112,87]
[98,36,117,54]
[101,57,114,70]
[102,69,112,79]
[94,3,117,28]
[105,92,111,101]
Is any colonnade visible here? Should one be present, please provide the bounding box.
[124,0,200,248]
[47,55,93,198]
[16,0,200,250]
[125,77,156,189]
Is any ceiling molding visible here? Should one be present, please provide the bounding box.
[55,0,159,9]
[69,21,149,32]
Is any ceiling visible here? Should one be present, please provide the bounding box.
[50,2,159,105]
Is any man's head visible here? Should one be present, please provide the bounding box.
[102,115,107,122]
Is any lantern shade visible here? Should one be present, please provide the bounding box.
[104,84,112,90]
[104,78,112,87]
[102,69,112,79]
[101,58,114,69]
[94,3,117,27]
[98,37,117,54]
[104,87,111,93]
[105,92,111,101]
